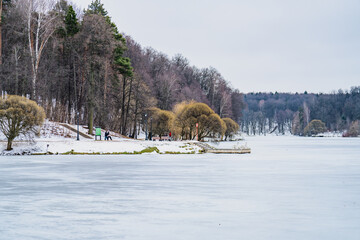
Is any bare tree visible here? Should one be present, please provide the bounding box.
[25,0,59,98]
[13,45,21,94]
[303,101,310,126]
[218,83,232,118]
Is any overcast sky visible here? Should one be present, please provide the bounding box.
[74,0,360,93]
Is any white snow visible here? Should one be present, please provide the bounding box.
[0,120,201,155]
[0,120,351,155]
[0,139,201,155]
[0,136,360,239]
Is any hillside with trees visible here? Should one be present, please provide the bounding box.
[0,0,243,138]
[0,0,359,138]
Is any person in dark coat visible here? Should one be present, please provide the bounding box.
[105,130,112,140]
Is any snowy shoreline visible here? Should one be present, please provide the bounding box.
[0,139,203,156]
[0,120,353,156]
[0,121,204,155]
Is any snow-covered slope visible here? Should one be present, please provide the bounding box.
[0,120,201,155]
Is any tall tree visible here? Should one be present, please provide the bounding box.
[231,90,245,123]
[0,0,11,65]
[84,0,133,134]
[113,30,133,135]
[26,0,60,99]
[62,4,79,122]
[78,13,115,133]
[64,5,78,36]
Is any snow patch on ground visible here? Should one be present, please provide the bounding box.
[1,139,202,155]
[0,120,202,155]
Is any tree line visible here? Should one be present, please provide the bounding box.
[242,88,360,136]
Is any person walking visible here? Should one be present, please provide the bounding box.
[105,130,112,140]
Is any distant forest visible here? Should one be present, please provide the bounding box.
[242,89,360,135]
[0,0,359,137]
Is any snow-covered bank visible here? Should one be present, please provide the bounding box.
[0,139,203,155]
[0,121,203,155]
[0,120,354,155]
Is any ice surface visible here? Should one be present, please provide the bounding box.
[0,136,360,239]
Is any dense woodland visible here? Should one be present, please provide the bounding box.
[242,89,360,136]
[0,0,359,137]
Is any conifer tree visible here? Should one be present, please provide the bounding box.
[83,0,133,134]
[65,6,79,36]
[85,0,108,16]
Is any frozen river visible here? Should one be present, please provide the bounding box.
[1,136,360,239]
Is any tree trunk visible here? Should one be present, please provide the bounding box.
[100,61,109,128]
[103,61,109,104]
[7,138,13,151]
[78,51,87,111]
[88,105,93,135]
[132,116,137,139]
[67,64,72,123]
[26,2,57,99]
[32,71,37,99]
[14,47,20,95]
[73,59,79,126]
[88,71,94,135]
[132,97,139,138]
[120,76,127,134]
[0,0,3,65]
[123,77,133,134]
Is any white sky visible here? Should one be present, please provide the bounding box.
[74,0,360,93]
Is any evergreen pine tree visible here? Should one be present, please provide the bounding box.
[86,0,108,16]
[65,6,79,36]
